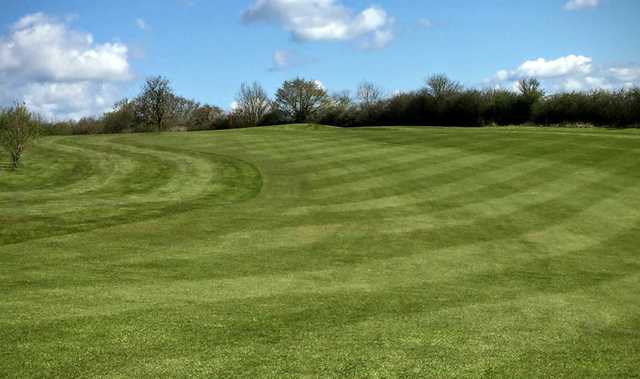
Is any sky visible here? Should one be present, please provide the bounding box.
[0,0,639,120]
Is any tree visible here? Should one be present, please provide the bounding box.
[275,78,329,123]
[425,74,463,98]
[357,82,383,109]
[318,91,356,126]
[187,105,225,130]
[332,91,354,110]
[103,99,137,133]
[518,78,545,101]
[0,103,40,170]
[357,82,384,121]
[172,97,200,129]
[235,82,271,126]
[136,76,176,131]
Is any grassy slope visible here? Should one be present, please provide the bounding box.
[1,125,639,377]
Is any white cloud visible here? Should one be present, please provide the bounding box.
[269,49,313,71]
[564,0,600,11]
[20,82,123,121]
[489,54,640,93]
[136,18,150,31]
[362,29,394,50]
[609,67,640,82]
[0,13,133,120]
[242,0,394,49]
[498,55,593,81]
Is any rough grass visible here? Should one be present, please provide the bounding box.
[1,125,640,378]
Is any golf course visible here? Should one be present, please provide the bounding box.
[1,124,640,377]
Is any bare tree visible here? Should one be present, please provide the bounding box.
[275,78,329,122]
[518,78,545,101]
[425,74,463,98]
[332,90,354,109]
[357,82,383,107]
[236,82,271,126]
[173,97,200,129]
[357,81,383,118]
[0,103,40,170]
[136,76,176,131]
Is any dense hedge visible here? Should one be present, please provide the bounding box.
[319,88,640,128]
[40,77,640,135]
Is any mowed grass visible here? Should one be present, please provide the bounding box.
[1,125,640,377]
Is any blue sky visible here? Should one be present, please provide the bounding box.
[1,0,639,119]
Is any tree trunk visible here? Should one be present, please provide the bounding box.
[10,151,20,170]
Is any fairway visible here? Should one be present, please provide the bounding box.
[2,125,640,377]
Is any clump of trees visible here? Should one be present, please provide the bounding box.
[0,103,41,170]
[45,76,230,135]
[27,73,640,137]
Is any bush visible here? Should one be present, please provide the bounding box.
[186,105,226,131]
[103,99,137,133]
[0,103,41,170]
[531,90,640,127]
[482,90,531,125]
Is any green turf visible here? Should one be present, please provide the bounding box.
[1,125,639,377]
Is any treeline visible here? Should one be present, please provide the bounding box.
[319,76,640,128]
[40,75,640,135]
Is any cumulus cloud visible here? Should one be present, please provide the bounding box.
[564,0,600,11]
[495,55,593,81]
[0,13,133,120]
[18,82,123,121]
[489,54,640,92]
[242,0,394,49]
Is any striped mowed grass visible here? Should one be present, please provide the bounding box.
[1,125,639,377]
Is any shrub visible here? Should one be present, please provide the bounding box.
[103,99,137,134]
[0,103,41,170]
[186,105,226,131]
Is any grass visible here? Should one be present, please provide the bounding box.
[1,125,640,377]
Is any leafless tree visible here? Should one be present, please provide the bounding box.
[275,78,329,122]
[0,102,40,170]
[173,97,200,128]
[136,76,176,131]
[357,82,383,107]
[236,82,271,126]
[332,90,354,109]
[357,81,384,117]
[425,74,463,98]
